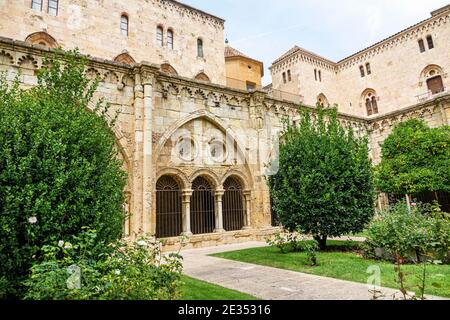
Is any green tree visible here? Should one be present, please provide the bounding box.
[0,50,127,297]
[375,119,450,198]
[268,106,375,249]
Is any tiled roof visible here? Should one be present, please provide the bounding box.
[272,45,336,66]
[225,46,251,59]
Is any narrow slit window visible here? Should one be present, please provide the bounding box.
[48,0,58,16]
[359,65,365,77]
[282,72,287,84]
[167,29,174,49]
[366,63,371,75]
[418,39,426,53]
[120,15,129,37]
[156,26,164,47]
[371,96,378,114]
[426,35,434,49]
[287,70,292,82]
[318,70,322,82]
[197,38,204,57]
[314,69,317,81]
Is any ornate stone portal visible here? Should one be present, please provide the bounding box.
[1,38,449,250]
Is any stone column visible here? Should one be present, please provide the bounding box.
[214,189,225,233]
[243,190,252,229]
[439,101,450,125]
[181,190,193,236]
[142,70,155,236]
[130,71,144,238]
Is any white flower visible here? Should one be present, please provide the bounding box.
[137,240,147,247]
[64,242,73,250]
[28,216,38,224]
[58,240,65,247]
[114,269,121,275]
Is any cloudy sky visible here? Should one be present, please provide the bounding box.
[180,0,449,85]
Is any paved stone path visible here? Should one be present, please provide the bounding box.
[181,241,445,300]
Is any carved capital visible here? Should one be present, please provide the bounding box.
[250,91,266,107]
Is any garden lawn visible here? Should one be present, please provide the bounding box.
[181,275,258,300]
[211,241,450,298]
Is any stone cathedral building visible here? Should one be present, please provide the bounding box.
[0,1,449,249]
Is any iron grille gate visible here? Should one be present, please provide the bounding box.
[156,176,182,238]
[191,177,215,234]
[223,177,245,231]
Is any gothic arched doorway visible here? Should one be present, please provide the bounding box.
[191,177,216,234]
[156,176,182,238]
[222,177,245,231]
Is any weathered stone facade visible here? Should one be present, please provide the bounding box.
[1,2,449,249]
[0,0,226,85]
[271,5,450,118]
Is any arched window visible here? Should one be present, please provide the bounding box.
[195,72,210,83]
[427,75,444,94]
[282,72,287,84]
[120,15,129,37]
[190,177,215,235]
[317,93,329,107]
[197,38,204,58]
[167,29,174,49]
[48,0,58,16]
[31,0,42,11]
[418,39,426,53]
[114,53,136,65]
[362,90,378,116]
[222,177,245,231]
[156,176,182,238]
[366,63,371,75]
[25,32,58,48]
[371,96,378,114]
[161,63,178,75]
[156,26,164,47]
[359,65,365,77]
[366,98,373,116]
[287,70,292,82]
[318,70,322,82]
[420,65,445,95]
[426,35,434,50]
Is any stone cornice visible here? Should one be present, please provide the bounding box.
[1,37,446,129]
[159,0,225,28]
[367,93,450,124]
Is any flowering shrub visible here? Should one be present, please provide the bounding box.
[24,229,183,300]
[266,232,319,265]
[363,202,450,263]
[0,51,127,297]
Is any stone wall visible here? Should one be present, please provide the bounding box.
[271,7,450,118]
[1,38,449,249]
[0,0,226,85]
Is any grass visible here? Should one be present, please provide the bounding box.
[211,241,450,298]
[180,275,258,300]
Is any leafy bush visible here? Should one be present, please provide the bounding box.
[0,51,127,296]
[268,106,375,249]
[363,202,450,263]
[266,232,302,254]
[24,229,183,300]
[266,232,319,266]
[375,119,450,195]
